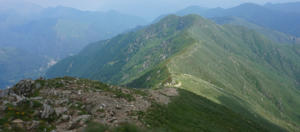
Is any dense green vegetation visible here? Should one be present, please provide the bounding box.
[47,15,300,131]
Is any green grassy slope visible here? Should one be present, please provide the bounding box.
[166,19,300,131]
[47,15,300,131]
[141,89,284,132]
[47,15,197,85]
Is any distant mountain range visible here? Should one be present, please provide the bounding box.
[264,2,300,14]
[177,2,300,37]
[0,5,147,89]
[211,16,300,45]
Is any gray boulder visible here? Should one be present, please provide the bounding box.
[55,107,68,116]
[41,103,54,119]
[11,79,35,97]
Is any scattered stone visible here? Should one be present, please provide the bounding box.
[30,97,43,100]
[12,119,24,128]
[55,99,69,105]
[68,115,91,130]
[12,119,24,123]
[99,113,106,118]
[116,104,122,110]
[12,94,27,105]
[108,117,117,123]
[61,115,70,121]
[80,105,85,109]
[41,103,54,119]
[28,120,40,130]
[55,107,68,116]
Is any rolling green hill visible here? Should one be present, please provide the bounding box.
[47,15,300,131]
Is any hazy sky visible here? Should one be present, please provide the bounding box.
[1,0,300,20]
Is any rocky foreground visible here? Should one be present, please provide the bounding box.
[0,77,178,132]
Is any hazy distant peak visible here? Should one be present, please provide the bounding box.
[231,2,264,10]
[0,1,43,16]
[264,2,300,14]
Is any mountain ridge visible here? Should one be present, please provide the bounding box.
[47,14,300,131]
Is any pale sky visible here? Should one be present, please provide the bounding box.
[1,0,300,20]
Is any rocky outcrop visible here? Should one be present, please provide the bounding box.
[11,79,35,97]
[2,78,43,98]
[0,77,178,132]
[41,103,55,119]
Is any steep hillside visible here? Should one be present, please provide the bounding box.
[167,22,300,131]
[47,15,197,86]
[47,15,300,131]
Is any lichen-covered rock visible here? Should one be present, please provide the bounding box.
[11,79,35,97]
